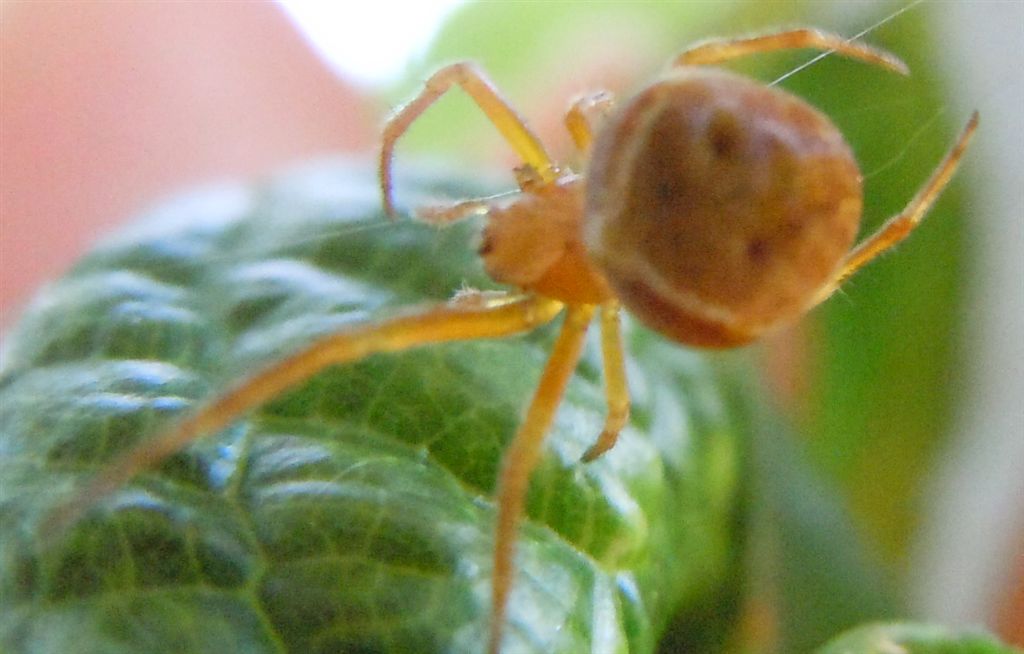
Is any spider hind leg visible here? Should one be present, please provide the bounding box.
[674,27,909,75]
[817,111,979,302]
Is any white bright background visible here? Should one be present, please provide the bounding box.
[280,0,465,85]
[288,0,1022,638]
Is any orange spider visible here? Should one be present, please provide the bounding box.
[51,28,977,654]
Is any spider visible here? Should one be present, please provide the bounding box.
[49,27,977,654]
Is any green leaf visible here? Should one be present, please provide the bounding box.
[748,409,899,653]
[0,162,746,653]
[817,622,1022,654]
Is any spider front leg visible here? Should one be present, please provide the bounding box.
[42,294,564,540]
[490,304,595,654]
[380,61,557,217]
[674,27,909,75]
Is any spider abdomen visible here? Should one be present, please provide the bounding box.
[584,69,862,347]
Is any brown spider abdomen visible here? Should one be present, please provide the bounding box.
[584,68,862,347]
[481,175,614,305]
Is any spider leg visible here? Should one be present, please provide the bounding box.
[816,111,979,303]
[413,188,529,226]
[674,27,909,75]
[581,300,630,462]
[42,294,564,541]
[564,90,616,154]
[415,197,493,225]
[489,304,595,654]
[380,61,556,218]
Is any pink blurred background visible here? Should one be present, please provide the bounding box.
[1,2,374,327]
